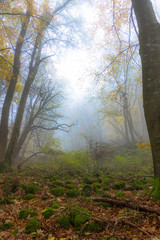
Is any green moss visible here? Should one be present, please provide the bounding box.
[96,189,104,196]
[42,196,49,200]
[70,206,90,230]
[51,200,59,209]
[57,216,70,230]
[66,189,80,198]
[0,222,13,230]
[152,177,160,200]
[12,228,18,236]
[102,193,112,198]
[82,184,92,196]
[65,184,76,189]
[113,180,125,190]
[93,182,101,192]
[83,177,92,184]
[65,180,73,184]
[50,187,65,196]
[22,183,39,194]
[132,179,146,190]
[25,218,41,234]
[0,197,14,204]
[94,202,112,209]
[19,208,38,219]
[116,191,125,199]
[24,194,34,200]
[42,207,56,219]
[82,221,105,233]
[102,178,111,190]
[53,180,64,187]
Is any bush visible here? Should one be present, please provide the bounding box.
[42,207,56,219]
[24,194,34,200]
[22,183,39,194]
[113,180,125,190]
[50,188,65,196]
[19,208,38,219]
[66,189,80,198]
[57,216,70,230]
[25,218,41,234]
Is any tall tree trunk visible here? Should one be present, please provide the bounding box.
[0,11,30,164]
[132,0,160,198]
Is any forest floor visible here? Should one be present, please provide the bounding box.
[0,168,160,240]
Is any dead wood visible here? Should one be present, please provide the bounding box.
[92,197,160,215]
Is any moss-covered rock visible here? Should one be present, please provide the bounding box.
[19,208,38,219]
[82,221,105,233]
[22,182,39,194]
[132,179,146,190]
[57,216,70,230]
[83,176,92,184]
[50,187,65,196]
[0,222,13,230]
[113,180,125,190]
[65,184,76,189]
[51,200,59,209]
[25,218,41,234]
[82,184,92,196]
[0,197,14,204]
[66,189,80,198]
[102,178,111,190]
[42,207,56,219]
[70,206,90,230]
[24,194,34,200]
[116,191,125,199]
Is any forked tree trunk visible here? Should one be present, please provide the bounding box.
[132,0,160,198]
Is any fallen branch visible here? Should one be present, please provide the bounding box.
[92,197,160,215]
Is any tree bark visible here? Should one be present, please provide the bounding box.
[132,0,160,178]
[0,11,30,163]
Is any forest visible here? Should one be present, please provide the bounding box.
[0,0,160,239]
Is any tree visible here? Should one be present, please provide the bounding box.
[0,0,75,170]
[131,0,160,199]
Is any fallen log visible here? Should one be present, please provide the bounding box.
[92,197,160,215]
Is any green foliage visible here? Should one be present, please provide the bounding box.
[70,206,90,230]
[0,161,12,173]
[113,180,125,190]
[0,197,14,204]
[25,218,41,234]
[19,208,38,219]
[57,216,70,230]
[82,184,92,196]
[0,222,13,230]
[2,175,19,195]
[65,183,76,189]
[102,193,112,198]
[132,179,146,190]
[96,189,104,196]
[42,207,56,219]
[82,221,105,233]
[52,180,64,187]
[66,189,80,198]
[65,180,74,184]
[50,187,65,196]
[24,194,34,200]
[51,200,59,209]
[22,183,39,194]
[102,178,112,190]
[42,196,49,200]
